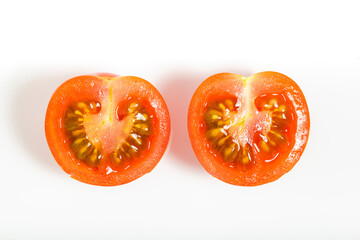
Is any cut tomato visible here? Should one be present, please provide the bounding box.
[188,72,310,186]
[45,73,170,186]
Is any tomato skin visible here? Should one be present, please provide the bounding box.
[45,73,170,186]
[188,72,310,186]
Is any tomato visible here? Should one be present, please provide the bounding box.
[45,73,170,186]
[188,71,310,186]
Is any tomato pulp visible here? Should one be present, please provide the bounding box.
[45,73,170,186]
[188,72,310,186]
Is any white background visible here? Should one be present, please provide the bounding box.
[0,0,359,239]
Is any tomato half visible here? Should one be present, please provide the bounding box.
[45,73,170,186]
[188,71,310,186]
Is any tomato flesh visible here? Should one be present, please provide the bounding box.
[188,72,310,186]
[45,74,170,186]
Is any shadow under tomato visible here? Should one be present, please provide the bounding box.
[10,67,87,173]
[159,71,207,171]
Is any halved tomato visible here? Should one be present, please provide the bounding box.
[188,71,310,186]
[45,73,170,186]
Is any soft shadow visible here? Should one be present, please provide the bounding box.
[10,68,86,172]
[159,72,206,171]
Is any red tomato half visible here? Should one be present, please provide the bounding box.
[45,73,170,186]
[188,72,310,186]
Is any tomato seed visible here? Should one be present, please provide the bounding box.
[65,101,102,166]
[112,101,152,165]
[204,99,256,170]
[224,99,235,111]
[259,140,270,152]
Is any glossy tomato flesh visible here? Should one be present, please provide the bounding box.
[45,73,170,186]
[188,72,310,186]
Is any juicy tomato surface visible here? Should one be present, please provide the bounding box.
[45,73,170,186]
[188,71,310,186]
